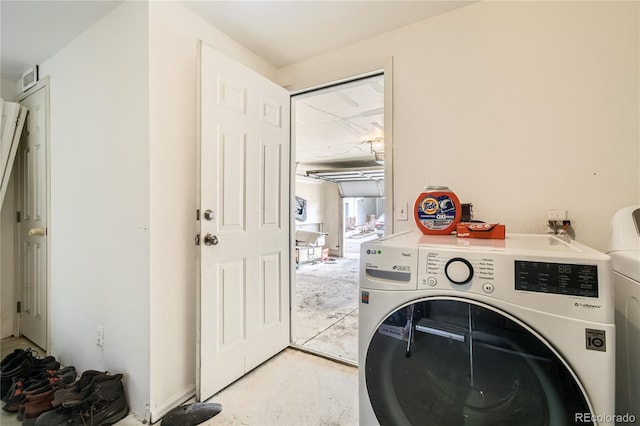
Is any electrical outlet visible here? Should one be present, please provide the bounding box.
[97,325,104,347]
[397,203,408,221]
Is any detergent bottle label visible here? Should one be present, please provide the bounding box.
[414,187,461,234]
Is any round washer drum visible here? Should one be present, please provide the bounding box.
[365,297,591,426]
[359,231,615,426]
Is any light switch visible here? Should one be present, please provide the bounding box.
[397,203,408,221]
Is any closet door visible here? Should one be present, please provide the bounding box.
[17,85,48,349]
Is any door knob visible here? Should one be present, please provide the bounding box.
[28,228,45,236]
[204,209,216,221]
[203,233,219,246]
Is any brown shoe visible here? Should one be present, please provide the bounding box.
[17,384,55,420]
[21,388,56,426]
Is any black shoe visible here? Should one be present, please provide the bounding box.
[51,370,109,408]
[66,374,129,426]
[37,373,125,426]
[34,402,79,426]
[1,355,59,400]
[1,359,32,397]
[0,348,33,373]
[0,348,28,369]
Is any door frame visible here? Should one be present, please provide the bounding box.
[288,59,394,350]
[13,76,51,352]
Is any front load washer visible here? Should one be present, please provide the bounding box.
[608,206,640,421]
[359,231,615,425]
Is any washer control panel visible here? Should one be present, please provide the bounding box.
[415,245,610,323]
[420,248,496,291]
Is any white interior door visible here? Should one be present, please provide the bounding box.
[16,86,48,349]
[0,99,27,210]
[197,42,291,401]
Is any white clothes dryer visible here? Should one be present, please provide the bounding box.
[359,231,615,425]
[608,206,640,422]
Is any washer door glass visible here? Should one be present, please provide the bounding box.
[365,299,591,426]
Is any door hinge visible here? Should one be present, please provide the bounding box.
[16,301,21,313]
[16,211,20,223]
[196,209,201,221]
[195,234,201,246]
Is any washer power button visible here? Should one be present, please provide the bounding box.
[482,283,495,293]
[427,277,437,286]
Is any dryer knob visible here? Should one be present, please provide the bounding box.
[445,258,474,285]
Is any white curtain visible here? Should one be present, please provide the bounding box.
[0,98,27,210]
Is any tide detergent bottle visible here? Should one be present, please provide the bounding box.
[414,186,461,235]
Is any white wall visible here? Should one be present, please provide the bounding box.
[321,182,342,256]
[39,2,150,417]
[295,178,324,226]
[147,2,279,420]
[1,78,18,100]
[279,1,640,251]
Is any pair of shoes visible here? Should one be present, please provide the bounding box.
[1,354,60,399]
[50,370,105,408]
[35,373,128,426]
[3,366,77,410]
[0,349,36,396]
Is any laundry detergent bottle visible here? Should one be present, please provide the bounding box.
[414,186,462,235]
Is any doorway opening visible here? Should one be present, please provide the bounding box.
[291,73,386,364]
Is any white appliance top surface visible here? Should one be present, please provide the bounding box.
[609,205,640,252]
[377,231,607,257]
[610,250,640,283]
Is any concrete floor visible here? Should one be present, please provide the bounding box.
[294,232,379,364]
[294,257,360,364]
[1,337,358,426]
